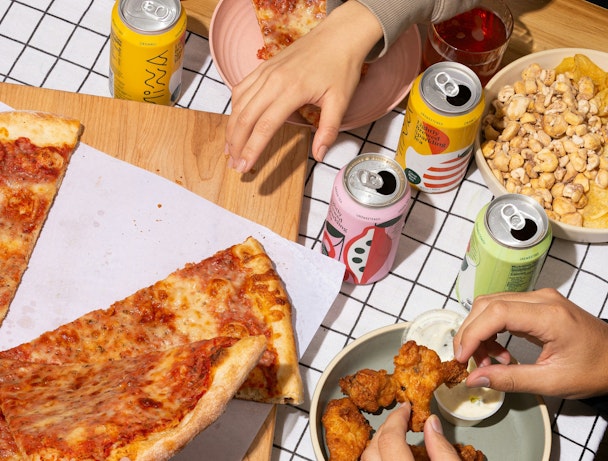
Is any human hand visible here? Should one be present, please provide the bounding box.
[361,403,461,461]
[454,288,608,399]
[224,1,382,173]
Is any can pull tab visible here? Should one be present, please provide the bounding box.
[357,169,384,190]
[501,204,526,231]
[434,72,459,98]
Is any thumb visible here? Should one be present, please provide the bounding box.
[423,415,460,460]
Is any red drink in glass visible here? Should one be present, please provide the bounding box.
[422,0,513,86]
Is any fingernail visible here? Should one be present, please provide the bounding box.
[466,375,491,388]
[429,415,443,434]
[235,158,247,173]
[397,401,411,410]
[454,344,462,362]
[226,156,234,169]
[224,142,230,155]
[315,145,328,161]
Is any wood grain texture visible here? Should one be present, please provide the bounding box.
[0,83,309,242]
[502,0,608,65]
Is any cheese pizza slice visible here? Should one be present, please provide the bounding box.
[0,336,266,460]
[0,111,82,326]
[0,237,303,405]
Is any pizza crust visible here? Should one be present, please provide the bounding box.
[234,237,304,404]
[0,110,83,147]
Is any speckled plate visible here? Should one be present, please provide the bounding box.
[310,323,551,460]
[209,0,422,130]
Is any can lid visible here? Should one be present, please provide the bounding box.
[343,154,409,207]
[119,0,181,33]
[485,194,550,248]
[420,62,482,115]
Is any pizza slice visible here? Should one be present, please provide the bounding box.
[0,237,303,405]
[0,111,82,326]
[0,336,266,460]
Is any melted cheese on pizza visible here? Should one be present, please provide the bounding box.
[0,338,236,459]
[0,112,81,326]
[0,414,20,461]
[0,139,71,311]
[252,0,326,59]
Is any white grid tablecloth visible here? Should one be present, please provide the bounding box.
[1,1,607,460]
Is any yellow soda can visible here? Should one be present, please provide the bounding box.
[395,62,484,193]
[109,0,187,105]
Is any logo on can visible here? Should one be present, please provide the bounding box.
[322,154,411,285]
[456,194,552,310]
[109,0,186,105]
[395,62,484,193]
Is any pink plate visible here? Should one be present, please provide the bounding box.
[209,0,421,130]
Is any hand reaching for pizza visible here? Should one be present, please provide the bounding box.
[224,0,382,173]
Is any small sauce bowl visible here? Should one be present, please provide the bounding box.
[434,362,505,427]
[401,309,465,361]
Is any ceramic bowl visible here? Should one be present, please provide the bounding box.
[474,48,608,242]
[209,0,421,130]
[434,363,505,427]
[310,323,551,460]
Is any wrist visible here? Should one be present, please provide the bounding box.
[322,0,383,62]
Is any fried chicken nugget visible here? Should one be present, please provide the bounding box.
[322,397,373,461]
[339,368,399,413]
[393,341,468,432]
[409,443,485,461]
[442,358,470,388]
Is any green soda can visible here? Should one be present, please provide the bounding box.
[456,194,552,310]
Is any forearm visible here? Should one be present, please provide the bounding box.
[328,0,482,60]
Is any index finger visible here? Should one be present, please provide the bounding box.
[226,90,304,172]
[454,293,553,363]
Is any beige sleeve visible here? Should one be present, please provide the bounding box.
[327,0,481,60]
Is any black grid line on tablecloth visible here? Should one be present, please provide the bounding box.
[1,1,608,460]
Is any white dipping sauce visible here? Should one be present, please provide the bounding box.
[435,382,504,419]
[403,309,464,361]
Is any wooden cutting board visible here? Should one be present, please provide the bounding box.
[0,83,309,240]
[0,81,310,461]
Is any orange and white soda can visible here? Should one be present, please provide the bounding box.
[395,62,484,193]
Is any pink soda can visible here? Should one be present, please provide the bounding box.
[322,153,411,284]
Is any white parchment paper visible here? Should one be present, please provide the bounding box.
[0,103,345,460]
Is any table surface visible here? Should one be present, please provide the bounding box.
[1,0,608,460]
